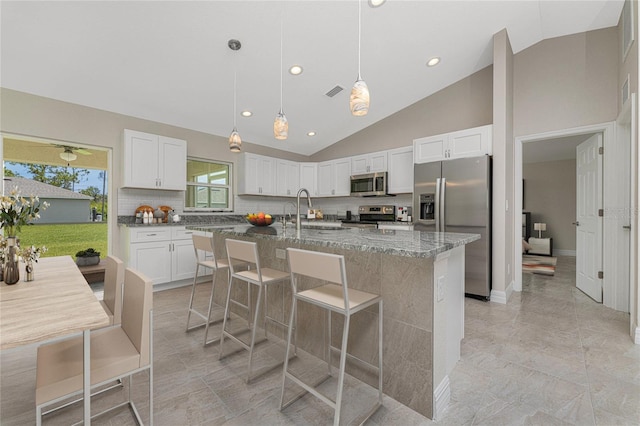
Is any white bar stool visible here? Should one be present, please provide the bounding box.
[280,248,383,426]
[219,238,291,383]
[186,234,246,346]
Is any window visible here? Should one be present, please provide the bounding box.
[185,159,233,211]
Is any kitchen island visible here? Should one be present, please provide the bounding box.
[187,223,479,420]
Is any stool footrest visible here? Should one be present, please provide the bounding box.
[281,372,333,411]
[329,345,381,373]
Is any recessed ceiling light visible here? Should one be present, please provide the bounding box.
[307,131,316,137]
[427,57,441,67]
[241,110,252,117]
[368,0,385,7]
[289,65,303,75]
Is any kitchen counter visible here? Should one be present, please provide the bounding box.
[189,223,478,420]
[187,223,478,259]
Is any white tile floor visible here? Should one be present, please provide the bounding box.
[1,256,638,425]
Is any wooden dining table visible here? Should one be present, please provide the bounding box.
[0,255,110,424]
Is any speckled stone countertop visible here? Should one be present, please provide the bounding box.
[187,223,480,259]
[117,215,245,227]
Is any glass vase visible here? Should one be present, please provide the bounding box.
[4,237,20,285]
[25,259,34,282]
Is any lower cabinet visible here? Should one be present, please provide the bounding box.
[125,226,197,285]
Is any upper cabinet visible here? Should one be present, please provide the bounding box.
[414,124,492,164]
[123,129,187,190]
[351,151,387,174]
[387,146,413,194]
[317,158,351,197]
[299,162,318,196]
[275,159,300,197]
[237,153,276,195]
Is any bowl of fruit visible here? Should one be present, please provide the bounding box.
[245,212,273,227]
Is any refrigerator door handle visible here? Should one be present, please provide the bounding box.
[440,178,446,232]
[435,178,441,231]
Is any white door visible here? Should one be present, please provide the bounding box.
[158,136,187,190]
[130,241,172,285]
[172,239,197,281]
[576,134,603,302]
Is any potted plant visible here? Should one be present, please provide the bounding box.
[75,248,101,266]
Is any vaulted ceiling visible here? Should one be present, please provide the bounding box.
[1,1,624,156]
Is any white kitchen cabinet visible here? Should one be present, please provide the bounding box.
[387,146,414,194]
[351,151,387,174]
[123,129,187,190]
[124,226,196,286]
[237,153,277,195]
[318,158,351,197]
[276,159,300,197]
[299,162,318,196]
[414,124,492,164]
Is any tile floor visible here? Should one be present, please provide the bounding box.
[1,256,638,425]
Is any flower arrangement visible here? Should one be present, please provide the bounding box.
[20,245,47,264]
[0,187,49,237]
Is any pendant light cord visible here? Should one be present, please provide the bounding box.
[280,15,284,113]
[233,70,237,127]
[358,0,362,79]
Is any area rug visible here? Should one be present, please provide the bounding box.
[522,254,557,276]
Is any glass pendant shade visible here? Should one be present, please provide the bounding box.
[274,110,288,140]
[229,127,242,153]
[350,78,370,116]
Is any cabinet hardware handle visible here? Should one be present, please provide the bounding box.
[623,225,631,229]
[146,233,157,236]
[184,231,193,234]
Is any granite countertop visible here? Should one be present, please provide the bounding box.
[187,223,479,259]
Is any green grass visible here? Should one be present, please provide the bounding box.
[17,223,108,259]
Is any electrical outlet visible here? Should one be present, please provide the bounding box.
[437,276,445,302]
[275,248,286,260]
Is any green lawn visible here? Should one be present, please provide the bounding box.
[17,223,108,259]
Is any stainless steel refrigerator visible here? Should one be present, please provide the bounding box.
[413,155,492,299]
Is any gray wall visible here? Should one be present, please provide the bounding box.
[523,159,577,252]
[38,198,91,224]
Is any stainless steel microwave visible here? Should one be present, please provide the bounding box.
[350,172,388,197]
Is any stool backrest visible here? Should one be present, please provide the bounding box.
[121,268,153,367]
[287,248,349,310]
[192,234,218,263]
[103,255,124,325]
[225,238,260,276]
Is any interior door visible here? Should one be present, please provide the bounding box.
[576,134,603,302]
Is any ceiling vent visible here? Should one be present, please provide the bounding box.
[325,85,344,98]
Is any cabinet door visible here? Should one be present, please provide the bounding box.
[317,161,334,196]
[299,163,317,196]
[333,158,351,196]
[239,153,276,195]
[158,136,187,190]
[369,152,387,172]
[276,160,299,197]
[172,239,197,281]
[129,241,172,285]
[448,125,492,159]
[387,146,414,194]
[414,134,447,164]
[351,155,369,175]
[123,130,160,189]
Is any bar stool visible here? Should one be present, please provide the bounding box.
[219,238,291,383]
[280,248,383,426]
[186,234,246,346]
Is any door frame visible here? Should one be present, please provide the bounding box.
[514,122,617,299]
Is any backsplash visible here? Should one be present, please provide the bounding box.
[118,187,412,219]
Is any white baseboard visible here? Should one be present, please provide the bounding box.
[554,249,576,256]
[433,375,450,421]
[490,290,507,304]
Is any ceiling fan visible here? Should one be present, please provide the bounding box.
[56,145,92,165]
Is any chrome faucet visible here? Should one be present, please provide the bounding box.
[296,188,313,235]
[283,202,297,224]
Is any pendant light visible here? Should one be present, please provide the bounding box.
[350,0,369,116]
[228,39,242,153]
[274,17,288,140]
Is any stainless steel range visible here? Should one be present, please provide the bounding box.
[341,205,396,229]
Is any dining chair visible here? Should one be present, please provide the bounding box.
[186,234,248,345]
[35,267,154,425]
[219,238,291,383]
[280,248,383,426]
[101,255,124,325]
